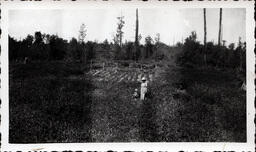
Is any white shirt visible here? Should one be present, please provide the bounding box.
[141,81,148,93]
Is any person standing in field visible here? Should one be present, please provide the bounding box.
[133,88,139,99]
[140,77,148,100]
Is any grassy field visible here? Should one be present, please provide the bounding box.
[9,61,246,143]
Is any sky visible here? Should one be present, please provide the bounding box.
[9,8,245,46]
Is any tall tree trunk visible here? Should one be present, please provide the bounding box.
[238,37,243,71]
[218,8,222,46]
[203,8,207,66]
[135,8,139,61]
[120,28,122,48]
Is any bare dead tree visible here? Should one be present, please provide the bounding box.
[218,8,223,46]
[135,8,139,61]
[238,37,243,71]
[203,8,207,66]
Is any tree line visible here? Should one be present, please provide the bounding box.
[179,8,246,72]
[9,32,94,63]
[9,9,166,63]
[9,8,246,73]
[178,31,246,72]
[9,31,166,62]
[9,30,246,72]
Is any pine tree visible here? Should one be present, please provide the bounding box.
[116,13,125,47]
[78,23,87,62]
[78,23,87,43]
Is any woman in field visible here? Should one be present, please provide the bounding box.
[140,77,148,100]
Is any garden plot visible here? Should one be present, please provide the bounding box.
[88,67,158,84]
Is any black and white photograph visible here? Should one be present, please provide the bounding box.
[0,1,255,151]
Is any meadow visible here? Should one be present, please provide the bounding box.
[9,60,246,142]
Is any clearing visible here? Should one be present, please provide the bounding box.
[9,60,246,142]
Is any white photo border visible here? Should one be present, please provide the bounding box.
[0,1,255,151]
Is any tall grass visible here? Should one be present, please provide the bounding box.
[152,67,246,142]
[9,62,93,143]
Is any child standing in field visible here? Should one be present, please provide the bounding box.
[133,89,139,99]
[140,77,148,100]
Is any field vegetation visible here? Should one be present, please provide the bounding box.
[9,27,246,142]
